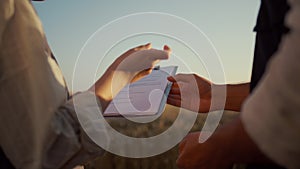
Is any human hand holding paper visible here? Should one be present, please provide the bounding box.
[167,74,213,113]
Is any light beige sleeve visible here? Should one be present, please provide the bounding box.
[43,92,108,169]
[241,0,300,168]
[0,1,107,169]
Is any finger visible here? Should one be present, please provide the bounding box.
[144,48,170,60]
[131,68,152,83]
[170,82,180,89]
[168,94,181,100]
[167,97,181,107]
[169,87,180,95]
[169,81,187,95]
[163,45,172,54]
[168,78,183,90]
[121,43,152,58]
[134,43,152,51]
[171,82,179,88]
[167,76,176,82]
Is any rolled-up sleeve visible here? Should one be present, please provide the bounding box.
[43,91,108,169]
[241,0,300,168]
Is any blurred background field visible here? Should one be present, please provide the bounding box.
[83,105,244,169]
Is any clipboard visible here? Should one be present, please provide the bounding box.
[103,66,178,117]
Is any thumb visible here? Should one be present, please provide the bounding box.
[167,76,176,82]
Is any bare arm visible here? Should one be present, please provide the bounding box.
[168,73,249,113]
[222,83,249,112]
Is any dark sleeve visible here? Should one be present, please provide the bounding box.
[250,0,290,91]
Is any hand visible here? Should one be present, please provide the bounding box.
[109,43,171,82]
[177,132,233,169]
[167,74,215,113]
[91,43,171,110]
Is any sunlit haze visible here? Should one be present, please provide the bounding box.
[33,0,260,92]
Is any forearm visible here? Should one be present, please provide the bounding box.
[214,83,250,112]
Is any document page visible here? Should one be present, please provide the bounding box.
[103,66,178,117]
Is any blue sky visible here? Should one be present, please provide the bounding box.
[33,0,260,92]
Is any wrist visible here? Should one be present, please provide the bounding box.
[92,70,134,110]
[210,84,228,111]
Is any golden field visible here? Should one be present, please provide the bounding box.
[84,105,244,169]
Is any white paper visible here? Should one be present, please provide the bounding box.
[104,66,177,117]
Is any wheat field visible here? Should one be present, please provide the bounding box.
[84,105,244,169]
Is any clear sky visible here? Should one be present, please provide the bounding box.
[33,0,260,92]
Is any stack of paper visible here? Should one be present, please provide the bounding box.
[104,66,178,117]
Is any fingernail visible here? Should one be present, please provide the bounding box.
[164,45,171,51]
